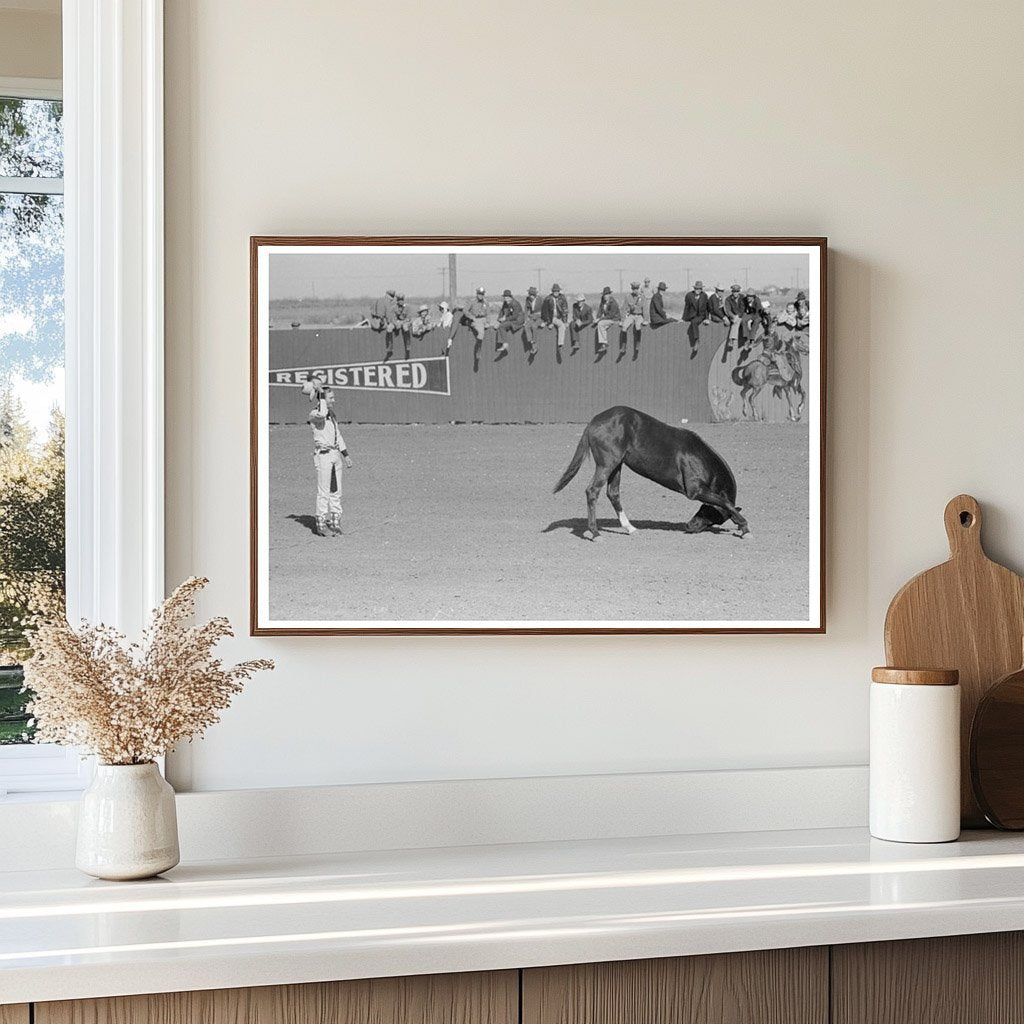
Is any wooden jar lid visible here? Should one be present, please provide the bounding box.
[871,667,960,686]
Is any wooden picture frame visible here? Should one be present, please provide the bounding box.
[250,237,827,635]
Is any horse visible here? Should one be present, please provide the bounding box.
[731,358,770,420]
[553,406,748,541]
[731,340,806,422]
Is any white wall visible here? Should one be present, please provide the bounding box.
[163,0,1024,792]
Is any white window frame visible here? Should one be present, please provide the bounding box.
[0,75,85,796]
[0,0,165,797]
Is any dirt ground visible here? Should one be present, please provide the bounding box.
[266,422,811,624]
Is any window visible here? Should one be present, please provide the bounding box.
[0,79,84,796]
[1,7,166,797]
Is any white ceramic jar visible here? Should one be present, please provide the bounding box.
[870,667,961,843]
[76,762,181,880]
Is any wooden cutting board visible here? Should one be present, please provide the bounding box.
[970,650,1024,829]
[884,494,1024,826]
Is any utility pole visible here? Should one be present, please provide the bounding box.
[615,268,627,293]
[448,254,457,303]
[533,268,545,292]
[683,267,692,290]
[438,265,447,297]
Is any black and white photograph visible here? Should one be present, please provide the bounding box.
[251,238,825,634]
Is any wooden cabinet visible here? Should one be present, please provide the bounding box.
[14,933,1024,1024]
[34,971,518,1024]
[522,948,828,1024]
[831,932,1024,1024]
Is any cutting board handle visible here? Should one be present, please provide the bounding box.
[944,494,983,558]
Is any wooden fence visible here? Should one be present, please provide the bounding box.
[269,319,727,425]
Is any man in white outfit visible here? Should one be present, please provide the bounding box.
[302,382,353,538]
[438,301,455,353]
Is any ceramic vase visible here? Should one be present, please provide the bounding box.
[76,762,180,880]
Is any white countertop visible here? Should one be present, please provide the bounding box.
[4,826,1024,1004]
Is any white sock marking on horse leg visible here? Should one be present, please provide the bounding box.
[618,510,637,534]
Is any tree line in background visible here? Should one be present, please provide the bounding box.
[0,393,65,743]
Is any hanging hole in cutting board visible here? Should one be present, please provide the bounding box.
[960,511,974,527]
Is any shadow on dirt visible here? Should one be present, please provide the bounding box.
[287,514,321,535]
[542,517,741,540]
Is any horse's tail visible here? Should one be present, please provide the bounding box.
[553,427,591,493]
[731,365,746,387]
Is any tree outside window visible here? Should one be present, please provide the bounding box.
[0,94,65,744]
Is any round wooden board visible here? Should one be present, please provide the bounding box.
[971,664,1024,829]
[884,495,1024,827]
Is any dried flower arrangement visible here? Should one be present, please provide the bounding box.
[22,577,273,765]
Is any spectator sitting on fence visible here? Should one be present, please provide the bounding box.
[722,283,744,363]
[620,281,645,360]
[463,287,490,346]
[541,283,569,349]
[739,289,763,358]
[792,292,810,354]
[794,290,810,331]
[411,304,434,340]
[596,286,621,353]
[496,288,525,359]
[392,293,413,360]
[760,298,773,342]
[370,288,398,355]
[649,281,673,328]
[708,284,728,325]
[523,285,541,355]
[683,280,710,359]
[438,301,455,354]
[570,292,593,353]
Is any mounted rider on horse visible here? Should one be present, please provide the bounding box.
[731,303,807,421]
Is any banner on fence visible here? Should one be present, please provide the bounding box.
[270,356,450,396]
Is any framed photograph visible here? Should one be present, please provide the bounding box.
[250,237,826,635]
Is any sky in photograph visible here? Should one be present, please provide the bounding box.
[269,251,812,301]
